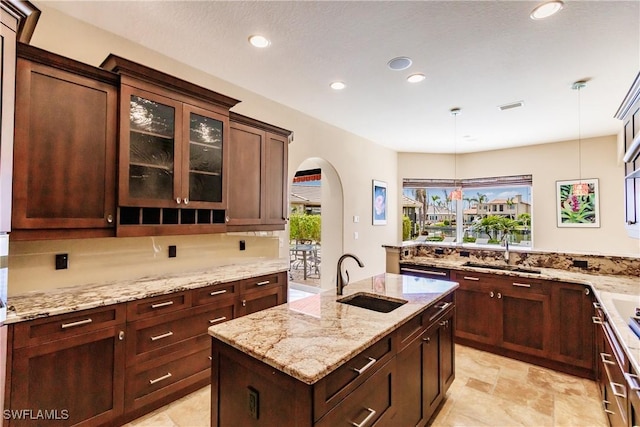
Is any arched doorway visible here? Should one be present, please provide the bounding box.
[289,157,342,292]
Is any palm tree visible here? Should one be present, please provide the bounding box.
[506,197,515,219]
[414,188,427,234]
[430,194,440,223]
[475,192,488,218]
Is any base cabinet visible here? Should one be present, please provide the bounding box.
[211,292,455,427]
[5,272,286,427]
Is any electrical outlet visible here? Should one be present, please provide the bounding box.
[248,387,259,419]
[573,260,588,269]
[460,251,471,257]
[435,248,444,255]
[168,245,177,258]
[55,253,68,270]
[239,240,246,251]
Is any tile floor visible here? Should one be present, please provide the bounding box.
[125,344,607,427]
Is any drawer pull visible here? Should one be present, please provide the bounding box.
[402,268,446,276]
[150,331,174,341]
[463,276,480,281]
[610,381,627,398]
[352,407,376,427]
[209,290,228,296]
[256,280,270,286]
[422,337,431,343]
[584,287,591,296]
[151,301,174,309]
[603,400,615,415]
[600,352,616,365]
[209,316,227,324]
[512,282,531,288]
[352,357,376,375]
[61,318,93,329]
[593,302,602,310]
[435,301,452,310]
[149,372,172,385]
[592,316,604,325]
[624,372,640,391]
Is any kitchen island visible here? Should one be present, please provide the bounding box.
[208,273,458,427]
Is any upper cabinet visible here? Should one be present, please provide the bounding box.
[615,71,640,239]
[12,44,119,240]
[100,55,241,237]
[227,113,291,231]
[0,0,39,233]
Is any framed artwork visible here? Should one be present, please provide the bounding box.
[372,180,387,225]
[556,178,600,228]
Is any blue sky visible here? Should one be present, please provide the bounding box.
[403,186,531,204]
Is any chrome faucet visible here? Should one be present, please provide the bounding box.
[336,253,365,295]
[502,233,510,264]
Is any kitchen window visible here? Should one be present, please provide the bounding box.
[403,175,532,248]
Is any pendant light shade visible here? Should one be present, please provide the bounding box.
[450,188,463,201]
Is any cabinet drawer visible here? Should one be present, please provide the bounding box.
[499,278,549,295]
[422,293,455,323]
[126,348,210,410]
[601,324,629,423]
[127,291,191,320]
[241,272,286,292]
[13,304,125,349]
[127,302,234,364]
[313,335,394,421]
[193,281,238,306]
[396,313,424,351]
[316,358,396,427]
[400,264,450,280]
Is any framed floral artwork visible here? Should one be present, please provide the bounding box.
[372,180,387,225]
[556,178,600,228]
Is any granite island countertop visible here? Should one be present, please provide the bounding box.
[5,258,289,324]
[207,273,458,385]
[400,257,640,377]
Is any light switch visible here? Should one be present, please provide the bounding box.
[354,232,359,240]
[353,215,359,223]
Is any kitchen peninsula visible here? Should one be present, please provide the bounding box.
[208,273,458,426]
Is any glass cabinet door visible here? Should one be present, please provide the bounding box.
[182,105,227,208]
[121,87,182,206]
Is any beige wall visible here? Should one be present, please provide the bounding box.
[8,4,399,295]
[398,136,639,257]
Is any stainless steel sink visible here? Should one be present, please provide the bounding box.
[338,293,407,313]
[463,261,541,274]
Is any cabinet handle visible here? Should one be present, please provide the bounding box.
[600,352,616,365]
[435,301,452,311]
[497,292,502,299]
[176,197,181,204]
[512,282,531,288]
[151,301,174,309]
[592,316,604,325]
[352,357,376,375]
[209,316,227,324]
[422,337,431,343]
[242,300,246,307]
[584,287,591,296]
[225,216,230,223]
[118,330,125,341]
[401,268,447,276]
[183,198,189,205]
[256,280,270,286]
[624,373,640,391]
[210,289,227,296]
[351,407,376,427]
[150,331,174,341]
[593,302,602,310]
[106,214,114,224]
[602,400,615,415]
[61,318,93,329]
[463,276,480,281]
[610,381,627,398]
[149,372,172,385]
[439,320,448,327]
[490,291,495,298]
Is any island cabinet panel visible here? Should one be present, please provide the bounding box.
[227,113,291,231]
[239,272,287,316]
[7,305,126,427]
[550,282,594,371]
[11,43,118,240]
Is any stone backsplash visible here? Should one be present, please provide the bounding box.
[400,244,640,277]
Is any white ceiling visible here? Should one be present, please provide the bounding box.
[45,1,640,154]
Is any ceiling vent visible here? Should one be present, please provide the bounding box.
[387,57,412,71]
[498,101,525,111]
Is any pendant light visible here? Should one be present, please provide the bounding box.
[572,80,589,196]
[450,108,462,201]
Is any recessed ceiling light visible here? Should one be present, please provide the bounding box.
[387,57,413,71]
[330,81,346,90]
[530,0,564,20]
[407,73,426,83]
[248,35,271,48]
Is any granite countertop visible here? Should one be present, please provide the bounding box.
[5,258,289,324]
[208,273,457,385]
[400,257,640,377]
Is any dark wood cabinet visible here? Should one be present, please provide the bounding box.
[100,54,240,236]
[453,272,498,345]
[11,44,118,240]
[6,272,286,427]
[7,305,126,427]
[399,264,451,280]
[227,113,290,231]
